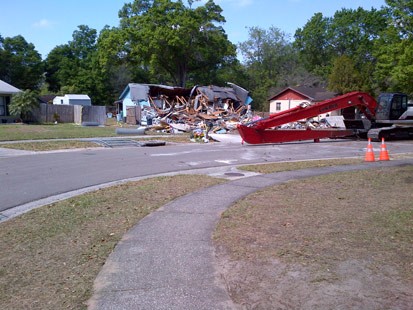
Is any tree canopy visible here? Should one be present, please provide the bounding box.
[100,0,237,87]
[0,35,43,90]
[1,0,413,110]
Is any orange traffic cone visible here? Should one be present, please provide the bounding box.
[365,138,375,162]
[379,138,390,161]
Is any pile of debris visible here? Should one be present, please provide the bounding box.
[116,83,254,140]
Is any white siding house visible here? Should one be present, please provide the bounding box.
[0,80,22,123]
[269,86,340,120]
[53,94,91,106]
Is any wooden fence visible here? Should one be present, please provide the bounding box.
[31,103,106,125]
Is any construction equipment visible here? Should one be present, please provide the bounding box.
[237,91,413,144]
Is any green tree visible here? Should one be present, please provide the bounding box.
[46,25,99,94]
[295,7,387,90]
[97,26,149,95]
[45,44,75,93]
[373,1,413,95]
[239,26,305,111]
[374,24,413,96]
[329,8,386,59]
[239,26,292,82]
[386,0,413,38]
[116,0,236,87]
[9,90,39,122]
[294,13,332,77]
[372,1,413,95]
[45,26,112,105]
[328,55,363,94]
[0,35,43,90]
[329,7,387,92]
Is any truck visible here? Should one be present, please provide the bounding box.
[237,91,413,144]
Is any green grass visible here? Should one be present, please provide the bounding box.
[0,124,193,150]
[0,123,118,141]
[0,140,100,151]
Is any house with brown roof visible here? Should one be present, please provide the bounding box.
[269,86,339,119]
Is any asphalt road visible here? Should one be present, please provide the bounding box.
[1,139,413,213]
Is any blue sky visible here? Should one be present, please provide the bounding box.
[0,0,387,59]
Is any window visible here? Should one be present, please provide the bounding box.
[276,102,281,111]
[0,96,6,116]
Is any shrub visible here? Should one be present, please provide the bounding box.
[9,90,39,122]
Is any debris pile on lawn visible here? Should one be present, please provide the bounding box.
[115,83,254,141]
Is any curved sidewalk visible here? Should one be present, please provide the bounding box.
[88,159,413,310]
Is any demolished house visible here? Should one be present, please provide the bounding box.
[116,82,253,136]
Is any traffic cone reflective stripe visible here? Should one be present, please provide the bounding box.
[379,138,390,161]
[365,138,375,162]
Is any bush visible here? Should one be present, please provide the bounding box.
[9,90,39,122]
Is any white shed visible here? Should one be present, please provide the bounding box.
[53,94,91,106]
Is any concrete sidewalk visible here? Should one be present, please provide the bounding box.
[87,158,413,310]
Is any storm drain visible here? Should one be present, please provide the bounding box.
[224,172,245,177]
[90,139,165,148]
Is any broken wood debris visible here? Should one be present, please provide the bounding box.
[116,83,254,142]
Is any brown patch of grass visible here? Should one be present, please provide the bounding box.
[238,158,361,174]
[215,166,413,279]
[134,134,191,144]
[0,175,225,310]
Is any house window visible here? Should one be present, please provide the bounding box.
[61,99,64,104]
[276,102,281,111]
[0,96,7,116]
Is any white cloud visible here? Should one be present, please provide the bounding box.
[215,0,254,8]
[32,19,53,28]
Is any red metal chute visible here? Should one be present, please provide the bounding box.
[238,92,377,144]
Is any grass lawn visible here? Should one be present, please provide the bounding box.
[0,136,192,151]
[1,158,412,309]
[0,123,192,150]
[0,140,101,151]
[0,175,225,310]
[0,123,118,141]
[214,165,413,308]
[238,158,362,173]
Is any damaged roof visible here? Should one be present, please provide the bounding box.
[119,82,251,105]
[119,83,192,102]
[196,85,239,103]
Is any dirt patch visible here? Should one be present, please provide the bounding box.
[238,158,362,174]
[216,257,412,309]
[214,166,413,309]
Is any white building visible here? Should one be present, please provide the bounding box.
[0,79,22,123]
[268,86,344,121]
[53,94,91,106]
